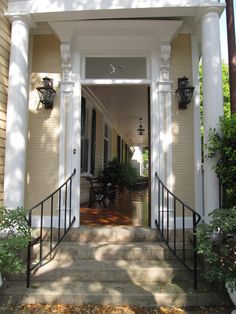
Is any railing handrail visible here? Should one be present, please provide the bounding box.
[27,169,76,288]
[155,172,201,223]
[29,168,76,212]
[155,171,201,290]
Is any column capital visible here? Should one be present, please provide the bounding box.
[60,43,73,82]
[8,13,33,27]
[200,7,222,19]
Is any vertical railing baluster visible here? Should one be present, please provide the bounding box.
[69,177,72,224]
[161,184,164,237]
[174,198,176,254]
[193,213,198,289]
[26,212,32,288]
[158,180,161,230]
[167,191,169,245]
[50,195,54,256]
[40,203,44,263]
[182,204,185,264]
[58,189,61,241]
[64,182,68,232]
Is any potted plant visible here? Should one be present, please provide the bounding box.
[0,206,31,287]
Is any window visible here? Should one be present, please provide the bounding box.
[81,97,96,175]
[85,57,147,79]
[104,123,111,167]
[81,97,89,173]
[90,109,96,175]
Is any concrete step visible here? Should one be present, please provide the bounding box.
[32,241,194,262]
[13,259,193,283]
[32,226,162,243]
[0,280,230,307]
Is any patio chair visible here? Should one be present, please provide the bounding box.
[87,177,116,208]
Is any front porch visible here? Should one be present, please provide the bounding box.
[80,188,149,227]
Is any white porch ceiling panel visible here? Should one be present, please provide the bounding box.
[89,85,149,147]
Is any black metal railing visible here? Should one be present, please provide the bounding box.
[155,172,201,289]
[26,169,76,287]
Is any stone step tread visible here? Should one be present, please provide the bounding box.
[31,258,192,271]
[33,241,193,261]
[34,226,162,242]
[1,281,230,307]
[19,258,196,283]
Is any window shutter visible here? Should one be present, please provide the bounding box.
[90,109,96,175]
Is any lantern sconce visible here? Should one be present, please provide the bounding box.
[36,77,56,109]
[175,77,194,109]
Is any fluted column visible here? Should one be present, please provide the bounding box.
[201,9,224,222]
[4,15,31,208]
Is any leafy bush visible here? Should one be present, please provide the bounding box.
[197,207,236,290]
[0,206,31,274]
[205,113,236,207]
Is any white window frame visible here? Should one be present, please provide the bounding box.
[80,96,93,176]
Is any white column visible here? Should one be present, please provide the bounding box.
[201,10,224,222]
[4,15,31,209]
[150,50,160,228]
[191,34,203,217]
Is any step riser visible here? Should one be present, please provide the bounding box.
[0,291,230,307]
[32,245,193,262]
[14,269,191,283]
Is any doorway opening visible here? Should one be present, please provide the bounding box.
[80,85,150,227]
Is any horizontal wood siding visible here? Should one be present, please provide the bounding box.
[25,34,61,212]
[170,33,195,209]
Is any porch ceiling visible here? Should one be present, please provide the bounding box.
[89,85,148,147]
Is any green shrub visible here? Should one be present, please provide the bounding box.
[205,113,236,207]
[0,206,31,274]
[197,207,236,290]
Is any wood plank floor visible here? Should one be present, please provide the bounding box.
[80,188,149,227]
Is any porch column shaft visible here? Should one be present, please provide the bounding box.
[150,51,160,228]
[4,15,31,208]
[201,10,223,222]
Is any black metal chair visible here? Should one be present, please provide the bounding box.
[86,177,116,208]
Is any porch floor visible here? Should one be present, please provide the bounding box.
[80,188,149,227]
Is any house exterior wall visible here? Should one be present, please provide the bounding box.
[170,33,195,208]
[0,0,10,204]
[25,34,61,209]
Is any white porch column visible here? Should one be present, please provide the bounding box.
[4,15,31,208]
[150,50,160,228]
[201,10,223,222]
[191,35,203,217]
[150,44,173,228]
[59,43,75,182]
[158,44,173,188]
[59,43,80,227]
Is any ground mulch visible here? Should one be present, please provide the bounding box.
[0,304,232,314]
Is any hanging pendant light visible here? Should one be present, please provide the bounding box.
[137,118,145,135]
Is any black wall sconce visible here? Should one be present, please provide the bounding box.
[137,118,145,135]
[175,77,194,109]
[36,77,56,109]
